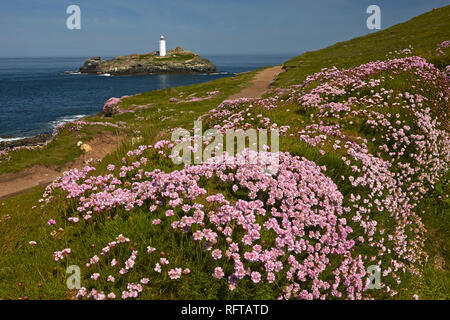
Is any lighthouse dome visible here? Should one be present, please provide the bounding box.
[160,35,165,40]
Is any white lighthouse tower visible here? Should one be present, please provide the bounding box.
[159,35,166,57]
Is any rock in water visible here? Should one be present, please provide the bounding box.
[79,57,103,74]
[78,48,216,75]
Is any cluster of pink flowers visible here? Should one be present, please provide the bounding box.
[53,248,71,261]
[43,143,366,299]
[386,46,414,57]
[169,91,221,104]
[74,233,190,300]
[436,40,449,56]
[199,97,283,134]
[0,148,11,163]
[51,119,126,140]
[102,95,131,116]
[177,97,215,104]
[288,56,448,296]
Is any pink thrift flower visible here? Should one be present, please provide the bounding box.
[90,255,99,265]
[212,249,222,260]
[193,231,204,241]
[168,268,182,279]
[213,267,225,279]
[91,273,100,281]
[251,272,261,283]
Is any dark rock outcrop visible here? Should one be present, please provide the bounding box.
[79,47,216,75]
[79,57,102,73]
[0,134,51,150]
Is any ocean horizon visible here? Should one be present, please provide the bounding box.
[0,53,294,140]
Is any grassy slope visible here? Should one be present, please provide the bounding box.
[275,6,450,87]
[0,7,449,300]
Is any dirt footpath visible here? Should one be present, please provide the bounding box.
[228,65,284,99]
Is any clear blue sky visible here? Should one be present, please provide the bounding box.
[0,0,448,57]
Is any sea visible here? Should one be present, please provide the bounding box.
[0,54,293,141]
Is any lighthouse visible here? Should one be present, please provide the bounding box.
[159,35,166,57]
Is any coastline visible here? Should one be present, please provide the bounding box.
[0,134,51,150]
[0,55,292,152]
[0,70,255,152]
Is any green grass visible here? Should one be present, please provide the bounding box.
[137,53,196,62]
[0,125,120,175]
[0,6,449,300]
[154,54,196,62]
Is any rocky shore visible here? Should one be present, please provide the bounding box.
[79,47,217,75]
[0,134,51,150]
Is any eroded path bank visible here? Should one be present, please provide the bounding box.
[0,133,124,199]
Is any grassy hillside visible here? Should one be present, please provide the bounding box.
[0,6,448,300]
[275,5,450,87]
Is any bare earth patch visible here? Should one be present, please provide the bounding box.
[434,256,446,271]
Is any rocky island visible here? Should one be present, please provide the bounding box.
[79,47,217,75]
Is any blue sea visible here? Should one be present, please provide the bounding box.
[0,54,293,140]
